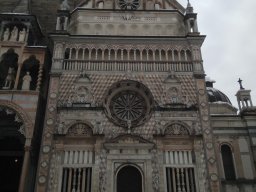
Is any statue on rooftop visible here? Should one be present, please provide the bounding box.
[3,27,10,41]
[18,28,27,42]
[60,0,70,10]
[10,26,18,41]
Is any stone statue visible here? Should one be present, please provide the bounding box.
[10,26,18,41]
[22,72,32,90]
[127,119,132,133]
[3,67,15,89]
[18,28,27,42]
[60,0,70,10]
[3,27,10,41]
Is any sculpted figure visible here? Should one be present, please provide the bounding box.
[18,28,27,42]
[22,72,32,90]
[60,0,70,10]
[3,67,15,89]
[10,26,18,41]
[3,28,10,41]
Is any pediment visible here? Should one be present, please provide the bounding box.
[106,134,153,144]
[104,134,155,150]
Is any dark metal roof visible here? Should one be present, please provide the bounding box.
[206,87,232,105]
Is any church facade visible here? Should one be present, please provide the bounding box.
[0,1,256,192]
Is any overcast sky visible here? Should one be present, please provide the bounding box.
[179,0,256,109]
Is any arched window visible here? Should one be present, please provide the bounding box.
[221,144,236,180]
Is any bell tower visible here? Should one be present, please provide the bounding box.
[185,0,199,35]
[236,78,256,114]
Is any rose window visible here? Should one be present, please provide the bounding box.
[118,0,140,10]
[104,80,154,128]
[111,90,146,122]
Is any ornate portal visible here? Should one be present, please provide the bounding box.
[104,80,154,128]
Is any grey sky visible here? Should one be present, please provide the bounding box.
[179,0,256,108]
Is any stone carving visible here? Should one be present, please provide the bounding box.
[104,80,154,129]
[161,71,183,105]
[57,122,65,134]
[15,114,22,123]
[92,120,104,134]
[167,87,179,103]
[194,139,207,192]
[10,26,18,41]
[3,67,15,89]
[3,27,10,41]
[60,0,70,10]
[165,123,190,135]
[18,28,26,42]
[67,123,93,136]
[18,124,25,136]
[67,86,94,105]
[6,108,15,115]
[99,149,107,192]
[48,149,61,191]
[0,99,34,138]
[22,72,32,90]
[151,148,160,192]
[154,120,166,135]
[192,120,201,135]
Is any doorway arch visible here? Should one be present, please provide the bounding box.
[116,165,143,192]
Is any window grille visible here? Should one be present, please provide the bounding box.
[165,150,197,192]
[166,167,196,192]
[61,150,94,192]
[61,167,92,192]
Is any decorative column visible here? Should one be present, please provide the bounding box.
[18,144,31,192]
[195,76,220,192]
[35,73,61,192]
[36,64,43,91]
[13,63,22,89]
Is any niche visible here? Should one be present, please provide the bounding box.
[0,49,18,90]
[19,55,40,90]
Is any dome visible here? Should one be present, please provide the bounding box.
[206,78,232,105]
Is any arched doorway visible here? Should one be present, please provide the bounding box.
[116,165,143,192]
[0,108,25,192]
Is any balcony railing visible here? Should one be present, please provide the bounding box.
[53,59,197,72]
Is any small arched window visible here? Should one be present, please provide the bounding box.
[221,144,236,180]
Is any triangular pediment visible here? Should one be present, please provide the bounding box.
[106,134,152,144]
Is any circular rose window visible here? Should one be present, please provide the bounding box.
[118,0,140,10]
[104,80,154,128]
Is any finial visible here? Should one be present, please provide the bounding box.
[187,0,191,6]
[186,0,194,13]
[238,78,245,90]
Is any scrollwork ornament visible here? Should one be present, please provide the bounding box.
[92,120,104,134]
[18,124,25,136]
[151,149,160,192]
[99,149,107,192]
